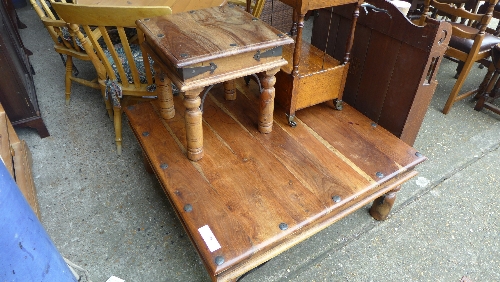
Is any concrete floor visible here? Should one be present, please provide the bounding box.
[13,4,500,282]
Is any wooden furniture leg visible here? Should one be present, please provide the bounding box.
[259,67,280,133]
[369,186,401,221]
[102,88,113,120]
[443,55,476,114]
[154,63,175,120]
[65,56,73,105]
[111,96,122,155]
[292,13,305,77]
[14,119,50,139]
[224,79,237,101]
[475,67,499,111]
[184,88,204,161]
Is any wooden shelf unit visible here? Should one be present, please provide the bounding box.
[274,0,363,126]
[275,38,347,118]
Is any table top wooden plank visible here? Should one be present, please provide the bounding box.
[299,101,425,167]
[217,81,419,178]
[210,81,423,201]
[137,5,293,67]
[126,102,261,275]
[124,78,426,277]
[163,88,328,230]
[211,83,373,202]
[74,0,227,14]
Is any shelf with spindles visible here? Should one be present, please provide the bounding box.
[274,0,364,126]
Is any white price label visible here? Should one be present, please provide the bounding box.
[198,225,221,252]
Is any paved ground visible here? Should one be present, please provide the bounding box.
[13,4,500,282]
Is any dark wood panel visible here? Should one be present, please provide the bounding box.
[377,44,428,137]
[341,25,372,106]
[0,0,48,137]
[354,31,400,121]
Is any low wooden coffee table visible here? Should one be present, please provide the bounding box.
[124,79,426,281]
[136,5,293,161]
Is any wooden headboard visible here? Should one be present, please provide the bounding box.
[311,0,451,145]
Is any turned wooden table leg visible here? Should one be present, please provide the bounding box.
[259,67,280,134]
[184,88,204,161]
[224,79,236,100]
[154,63,175,120]
[369,185,401,221]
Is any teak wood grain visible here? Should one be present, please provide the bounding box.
[124,79,425,281]
[137,5,293,69]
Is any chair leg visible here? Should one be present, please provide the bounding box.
[474,62,494,100]
[475,70,499,111]
[443,59,475,114]
[111,94,122,155]
[102,88,113,120]
[454,61,464,79]
[65,56,73,105]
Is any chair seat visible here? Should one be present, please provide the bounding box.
[60,26,85,50]
[103,44,179,98]
[449,22,500,53]
[104,44,154,86]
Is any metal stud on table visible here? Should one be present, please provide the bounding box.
[214,256,224,265]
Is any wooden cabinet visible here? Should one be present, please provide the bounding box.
[0,0,49,138]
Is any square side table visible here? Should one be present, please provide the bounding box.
[137,5,294,161]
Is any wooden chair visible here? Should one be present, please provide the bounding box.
[474,44,500,114]
[418,0,500,114]
[29,0,100,105]
[227,0,266,17]
[477,1,500,36]
[51,2,173,154]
